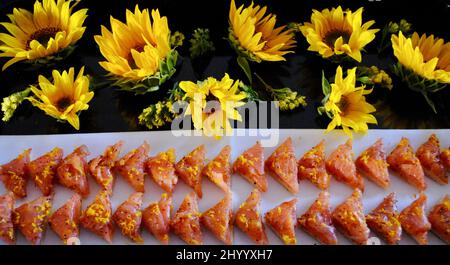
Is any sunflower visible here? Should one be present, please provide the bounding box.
[391,32,450,84]
[179,74,247,137]
[94,5,175,90]
[322,66,377,137]
[27,67,94,130]
[300,6,379,62]
[228,0,296,62]
[0,0,88,70]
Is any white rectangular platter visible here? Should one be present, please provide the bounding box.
[0,129,448,245]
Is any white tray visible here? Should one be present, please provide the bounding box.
[0,129,448,245]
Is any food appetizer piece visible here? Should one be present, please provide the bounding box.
[113,192,144,243]
[145,148,177,193]
[265,138,299,194]
[80,190,114,243]
[0,192,15,244]
[441,148,450,171]
[201,193,233,245]
[387,138,426,190]
[365,192,402,245]
[355,139,390,189]
[332,189,370,245]
[142,193,172,244]
[265,198,297,245]
[170,191,203,245]
[202,145,231,193]
[56,145,90,197]
[234,189,268,245]
[298,191,337,245]
[326,140,364,191]
[48,193,82,244]
[175,145,205,198]
[416,134,447,185]
[0,149,30,198]
[233,142,267,192]
[115,142,150,192]
[298,140,330,190]
[89,141,123,194]
[399,193,431,245]
[13,195,53,245]
[427,195,450,244]
[27,148,63,196]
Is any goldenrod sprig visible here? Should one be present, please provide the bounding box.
[138,100,176,130]
[189,28,215,59]
[1,87,31,122]
[357,66,393,90]
[377,19,412,53]
[255,73,307,111]
[170,31,185,48]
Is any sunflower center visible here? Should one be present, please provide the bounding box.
[205,94,220,114]
[324,30,351,48]
[56,97,74,111]
[27,27,61,49]
[336,95,350,114]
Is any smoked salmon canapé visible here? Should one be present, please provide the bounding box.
[265,138,299,194]
[145,148,178,193]
[200,193,233,245]
[365,192,402,245]
[387,138,426,191]
[427,195,450,244]
[265,198,298,245]
[331,189,370,245]
[27,148,63,196]
[0,192,15,244]
[114,142,150,193]
[298,140,330,190]
[170,191,203,245]
[88,141,124,194]
[202,145,231,193]
[399,193,431,245]
[80,190,114,243]
[416,134,447,185]
[142,193,172,244]
[113,192,144,243]
[326,140,364,191]
[0,149,30,198]
[234,189,268,245]
[48,193,82,244]
[56,145,90,197]
[355,139,390,189]
[175,145,205,198]
[298,191,338,245]
[233,142,267,192]
[13,195,53,245]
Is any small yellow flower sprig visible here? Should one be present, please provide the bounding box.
[377,19,412,53]
[357,66,393,90]
[189,28,215,59]
[1,87,31,122]
[170,31,185,48]
[138,85,184,130]
[254,74,307,111]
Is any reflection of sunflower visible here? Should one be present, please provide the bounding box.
[392,32,450,84]
[179,74,247,137]
[27,67,94,130]
[0,0,88,70]
[94,5,171,82]
[228,0,296,62]
[324,66,377,137]
[300,6,378,62]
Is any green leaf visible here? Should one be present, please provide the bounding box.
[317,106,326,115]
[237,56,252,84]
[421,91,437,114]
[321,71,331,96]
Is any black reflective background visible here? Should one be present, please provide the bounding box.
[0,0,449,135]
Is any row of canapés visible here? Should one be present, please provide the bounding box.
[0,134,449,200]
[0,187,448,245]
